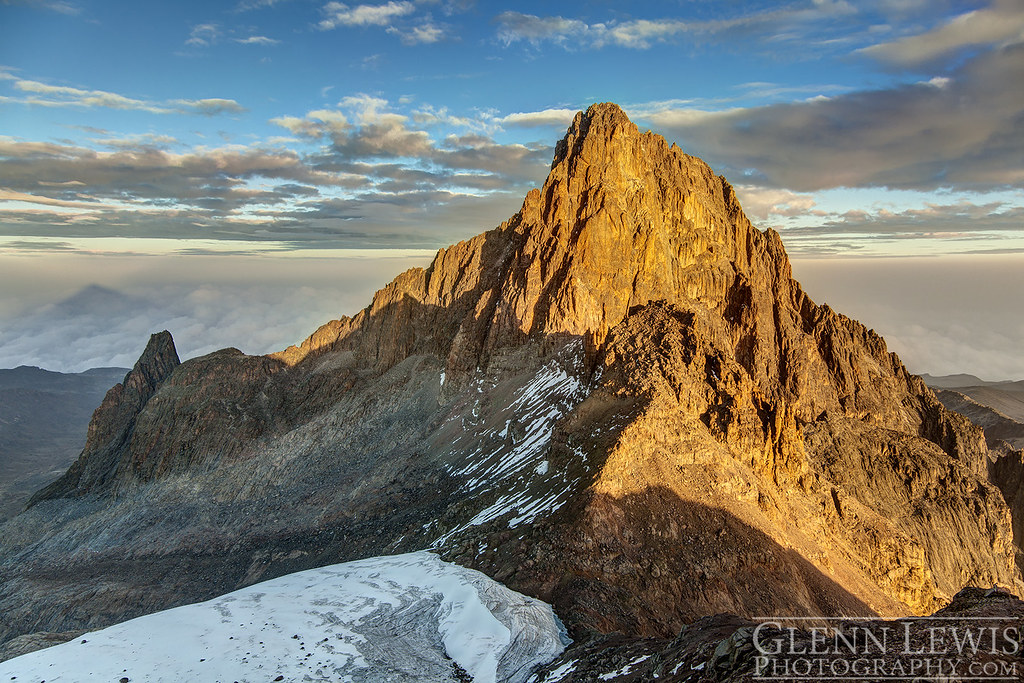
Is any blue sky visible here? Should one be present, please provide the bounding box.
[1,0,1023,376]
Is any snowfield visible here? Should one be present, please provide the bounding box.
[0,551,569,683]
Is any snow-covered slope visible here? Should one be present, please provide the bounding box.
[0,551,568,683]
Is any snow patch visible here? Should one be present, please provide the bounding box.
[0,551,568,683]
[531,658,578,682]
[598,654,651,680]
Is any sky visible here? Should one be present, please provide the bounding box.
[0,0,1022,378]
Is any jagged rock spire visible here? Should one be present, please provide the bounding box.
[29,331,180,503]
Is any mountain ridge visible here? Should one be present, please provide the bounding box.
[3,103,1021,658]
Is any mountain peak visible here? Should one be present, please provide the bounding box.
[551,102,637,167]
[277,103,765,365]
[130,330,179,391]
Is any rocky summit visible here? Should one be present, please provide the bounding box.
[2,104,1022,666]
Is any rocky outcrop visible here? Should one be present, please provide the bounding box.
[3,104,1021,655]
[29,331,179,502]
[528,586,1024,682]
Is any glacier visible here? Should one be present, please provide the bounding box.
[0,551,568,683]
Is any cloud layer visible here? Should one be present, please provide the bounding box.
[640,44,1024,193]
[0,253,433,372]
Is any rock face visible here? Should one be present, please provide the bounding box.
[29,331,180,502]
[3,104,1021,655]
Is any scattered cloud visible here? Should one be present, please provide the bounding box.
[0,94,551,249]
[316,1,450,44]
[186,23,222,47]
[234,35,281,45]
[271,96,551,180]
[1,0,80,15]
[387,21,445,45]
[494,3,862,51]
[3,78,246,116]
[173,98,247,116]
[318,1,415,29]
[499,108,577,128]
[732,186,819,222]
[860,0,1024,66]
[234,0,291,11]
[494,12,589,47]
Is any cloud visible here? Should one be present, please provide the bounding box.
[639,44,1024,192]
[234,0,290,11]
[860,0,1024,66]
[0,94,550,249]
[318,1,415,29]
[732,186,818,222]
[270,109,351,136]
[1,0,80,14]
[186,23,221,46]
[494,4,860,51]
[0,137,361,223]
[172,98,247,116]
[0,254,435,372]
[499,108,577,128]
[387,21,445,44]
[271,97,552,179]
[792,255,1024,380]
[4,78,246,116]
[819,202,1024,235]
[234,35,281,45]
[12,79,171,113]
[494,12,589,47]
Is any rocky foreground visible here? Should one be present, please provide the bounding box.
[2,104,1023,677]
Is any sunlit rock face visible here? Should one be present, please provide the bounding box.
[3,104,1020,658]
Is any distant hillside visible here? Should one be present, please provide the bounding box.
[935,389,1024,450]
[923,374,1024,434]
[0,366,126,521]
[922,373,1024,395]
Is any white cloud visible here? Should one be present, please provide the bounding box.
[270,109,351,136]
[234,35,281,45]
[732,185,818,222]
[1,0,80,14]
[186,23,221,46]
[792,255,1024,379]
[5,78,245,115]
[493,8,806,50]
[0,254,435,372]
[387,21,445,44]
[172,98,247,116]
[14,80,171,113]
[499,108,577,128]
[494,12,590,46]
[318,1,415,29]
